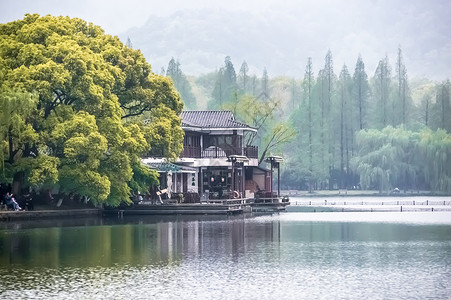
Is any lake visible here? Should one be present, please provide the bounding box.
[1,210,450,299]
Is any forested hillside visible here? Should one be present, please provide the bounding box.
[161,51,451,194]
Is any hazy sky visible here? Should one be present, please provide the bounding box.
[1,0,450,79]
[1,0,275,33]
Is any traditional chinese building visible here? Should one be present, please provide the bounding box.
[143,110,272,202]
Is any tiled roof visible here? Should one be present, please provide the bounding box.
[145,162,196,173]
[180,111,254,130]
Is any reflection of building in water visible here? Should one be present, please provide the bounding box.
[0,217,281,268]
[154,217,281,262]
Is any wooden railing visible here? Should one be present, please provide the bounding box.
[181,145,258,159]
[244,145,258,159]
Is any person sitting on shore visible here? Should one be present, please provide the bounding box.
[22,189,34,211]
[4,192,22,211]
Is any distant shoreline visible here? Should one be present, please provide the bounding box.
[282,190,451,198]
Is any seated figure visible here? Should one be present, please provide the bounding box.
[4,192,22,211]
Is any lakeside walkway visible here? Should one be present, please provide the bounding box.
[0,208,102,221]
[288,196,451,212]
[0,197,289,221]
[282,189,450,197]
[2,192,450,221]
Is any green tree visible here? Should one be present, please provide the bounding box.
[224,95,295,164]
[395,48,412,126]
[166,58,196,109]
[260,67,270,100]
[211,56,238,108]
[338,65,354,189]
[285,57,325,192]
[418,128,451,192]
[351,126,419,193]
[0,14,183,206]
[371,55,392,128]
[238,60,249,93]
[353,55,370,130]
[317,50,336,188]
[126,36,133,48]
[301,57,317,191]
[432,80,451,132]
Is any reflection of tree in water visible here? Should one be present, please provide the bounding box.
[0,216,282,269]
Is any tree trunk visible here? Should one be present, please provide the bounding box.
[12,171,25,196]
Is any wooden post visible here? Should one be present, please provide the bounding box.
[270,162,273,198]
[241,163,245,199]
[277,161,280,197]
[231,162,235,198]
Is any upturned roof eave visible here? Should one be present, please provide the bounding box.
[182,125,257,133]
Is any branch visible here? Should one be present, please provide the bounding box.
[121,105,150,119]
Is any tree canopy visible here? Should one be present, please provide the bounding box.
[0,14,184,206]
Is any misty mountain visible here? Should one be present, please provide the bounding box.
[121,9,295,76]
[120,3,451,80]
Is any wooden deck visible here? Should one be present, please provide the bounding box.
[104,198,290,216]
[0,198,290,221]
[104,203,243,216]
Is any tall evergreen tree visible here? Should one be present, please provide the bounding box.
[212,67,225,108]
[302,57,316,191]
[126,36,133,48]
[323,50,337,188]
[353,55,370,130]
[395,48,412,126]
[372,55,392,128]
[316,69,327,187]
[167,58,180,86]
[211,57,238,108]
[238,61,249,93]
[166,58,196,109]
[260,67,270,100]
[433,80,451,132]
[419,92,432,127]
[224,56,237,85]
[338,65,353,189]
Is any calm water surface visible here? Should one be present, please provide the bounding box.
[1,211,451,299]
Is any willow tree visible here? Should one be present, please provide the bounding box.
[418,129,451,193]
[223,95,296,165]
[351,127,419,193]
[0,14,183,206]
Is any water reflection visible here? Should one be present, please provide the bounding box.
[0,214,282,269]
[0,213,450,299]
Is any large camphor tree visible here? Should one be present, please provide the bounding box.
[0,14,184,206]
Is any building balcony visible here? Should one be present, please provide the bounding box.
[181,145,258,159]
